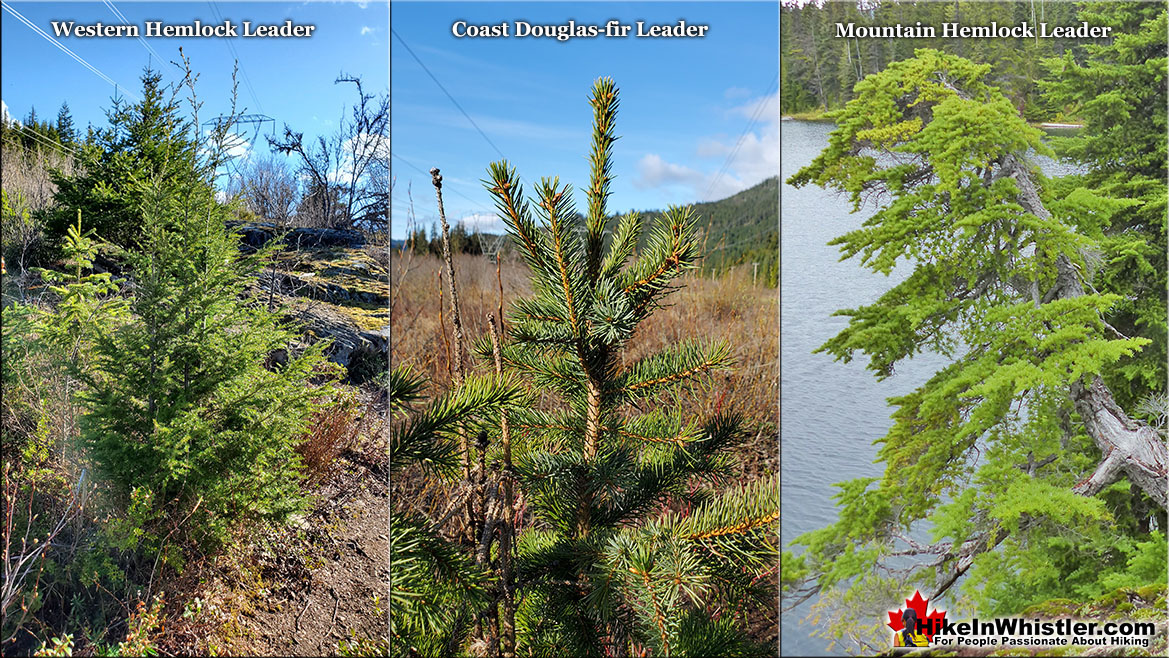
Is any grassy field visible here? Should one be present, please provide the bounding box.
[391,249,779,647]
[391,251,778,476]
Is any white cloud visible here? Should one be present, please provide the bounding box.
[634,90,778,202]
[456,212,506,234]
[224,132,251,160]
[634,154,705,190]
[730,91,779,126]
[361,26,374,36]
[204,131,251,162]
[0,100,10,123]
[724,86,752,100]
[633,154,746,202]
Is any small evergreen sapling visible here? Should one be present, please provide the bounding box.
[39,68,334,549]
[390,366,526,653]
[481,78,778,657]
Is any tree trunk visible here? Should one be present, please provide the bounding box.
[1071,377,1167,509]
[1000,153,1168,510]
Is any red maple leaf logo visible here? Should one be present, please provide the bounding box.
[887,590,947,641]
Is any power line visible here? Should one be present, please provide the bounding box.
[392,152,495,216]
[207,0,264,114]
[392,28,505,160]
[102,0,172,70]
[1,0,141,102]
[11,127,81,160]
[702,74,778,202]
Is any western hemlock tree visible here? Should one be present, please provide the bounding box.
[55,101,76,149]
[783,45,1166,647]
[43,69,332,548]
[46,68,198,250]
[481,78,778,657]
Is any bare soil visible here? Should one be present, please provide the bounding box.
[230,446,389,656]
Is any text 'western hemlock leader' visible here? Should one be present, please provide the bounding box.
[50,20,316,38]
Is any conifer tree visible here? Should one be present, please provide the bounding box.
[55,101,76,148]
[1041,2,1167,410]
[390,366,524,654]
[47,68,197,250]
[478,78,778,656]
[39,65,332,548]
[783,45,1166,641]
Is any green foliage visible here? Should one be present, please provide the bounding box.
[482,78,778,656]
[1041,2,1168,409]
[1,103,75,155]
[391,370,525,476]
[780,0,1086,118]
[45,68,199,251]
[784,36,1166,648]
[390,367,506,654]
[641,177,778,286]
[34,69,333,550]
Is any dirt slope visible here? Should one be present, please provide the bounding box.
[231,448,389,656]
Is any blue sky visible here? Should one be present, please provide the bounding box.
[2,0,388,175]
[392,1,778,239]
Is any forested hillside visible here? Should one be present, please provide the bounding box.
[781,0,1093,120]
[648,176,778,286]
[408,176,779,286]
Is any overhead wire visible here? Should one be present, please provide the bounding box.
[1,0,141,102]
[701,73,778,202]
[207,0,264,114]
[391,28,506,160]
[101,0,174,70]
[392,152,495,216]
[10,127,82,160]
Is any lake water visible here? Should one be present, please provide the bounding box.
[780,120,948,656]
[780,121,1082,655]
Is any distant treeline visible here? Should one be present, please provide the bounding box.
[403,176,778,287]
[781,0,1097,120]
[658,177,777,287]
[2,69,388,274]
[1,102,83,152]
[404,222,488,256]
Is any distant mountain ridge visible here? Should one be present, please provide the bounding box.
[400,177,779,285]
[642,176,778,285]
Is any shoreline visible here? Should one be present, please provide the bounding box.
[782,113,1084,130]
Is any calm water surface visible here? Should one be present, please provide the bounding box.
[780,120,947,656]
[780,121,1082,655]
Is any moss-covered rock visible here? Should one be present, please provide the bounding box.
[232,223,388,386]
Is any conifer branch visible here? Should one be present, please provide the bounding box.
[621,340,733,400]
[486,162,546,274]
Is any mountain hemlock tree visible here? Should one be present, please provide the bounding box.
[783,45,1166,648]
[41,69,332,549]
[475,78,778,657]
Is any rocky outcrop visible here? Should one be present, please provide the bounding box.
[231,222,387,384]
[228,222,367,252]
[290,301,387,384]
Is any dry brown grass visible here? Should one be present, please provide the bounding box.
[390,253,778,475]
[0,141,76,214]
[295,393,365,485]
[390,252,530,387]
